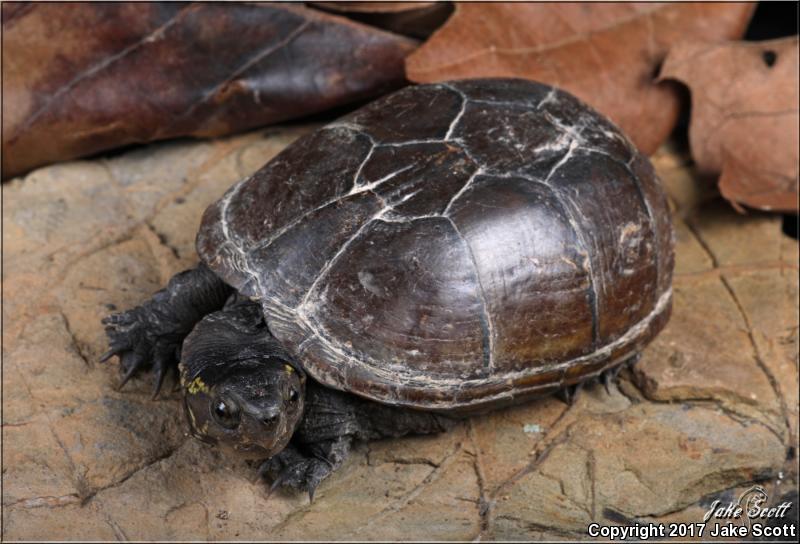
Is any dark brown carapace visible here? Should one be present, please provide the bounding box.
[197,78,674,413]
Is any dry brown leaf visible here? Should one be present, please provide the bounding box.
[405,2,755,155]
[1,2,416,179]
[314,2,438,14]
[311,2,452,38]
[661,38,799,213]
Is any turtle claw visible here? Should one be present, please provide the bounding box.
[255,458,272,480]
[556,382,583,405]
[151,364,167,399]
[150,346,177,399]
[258,449,332,501]
[556,355,643,403]
[266,472,287,499]
[117,352,146,390]
[593,355,641,395]
[600,370,611,393]
[100,347,123,363]
[600,364,624,393]
[102,305,182,395]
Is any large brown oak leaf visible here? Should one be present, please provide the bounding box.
[1,2,416,179]
[661,38,799,213]
[405,2,755,155]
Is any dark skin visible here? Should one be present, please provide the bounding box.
[102,263,455,499]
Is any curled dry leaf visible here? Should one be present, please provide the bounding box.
[311,2,453,39]
[1,2,416,179]
[405,2,755,155]
[661,38,799,213]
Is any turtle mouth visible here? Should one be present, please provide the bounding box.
[233,411,295,460]
[228,441,271,459]
[216,421,290,460]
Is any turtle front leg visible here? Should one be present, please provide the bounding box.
[258,439,351,502]
[102,263,232,396]
[259,383,456,499]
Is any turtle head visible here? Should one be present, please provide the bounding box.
[182,360,305,460]
[179,303,305,460]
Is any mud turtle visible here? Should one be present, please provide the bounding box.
[102,78,674,497]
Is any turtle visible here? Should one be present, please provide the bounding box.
[102,78,674,498]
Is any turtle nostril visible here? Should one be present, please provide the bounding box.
[262,414,279,426]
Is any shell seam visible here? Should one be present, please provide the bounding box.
[536,141,602,346]
[444,216,495,373]
[297,207,387,316]
[440,83,468,141]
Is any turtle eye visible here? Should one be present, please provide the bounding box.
[211,397,240,429]
[288,388,299,403]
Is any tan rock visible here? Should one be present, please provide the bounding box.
[634,279,781,428]
[2,420,78,506]
[468,397,569,494]
[672,217,715,275]
[723,269,800,441]
[92,440,301,540]
[2,502,119,541]
[2,127,797,540]
[489,404,786,539]
[686,200,789,267]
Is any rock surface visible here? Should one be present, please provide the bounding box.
[2,129,798,540]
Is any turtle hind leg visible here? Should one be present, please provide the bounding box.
[555,353,642,404]
[599,353,642,393]
[101,263,231,396]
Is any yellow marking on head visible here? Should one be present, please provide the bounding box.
[178,364,187,387]
[187,377,209,395]
[285,364,294,374]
